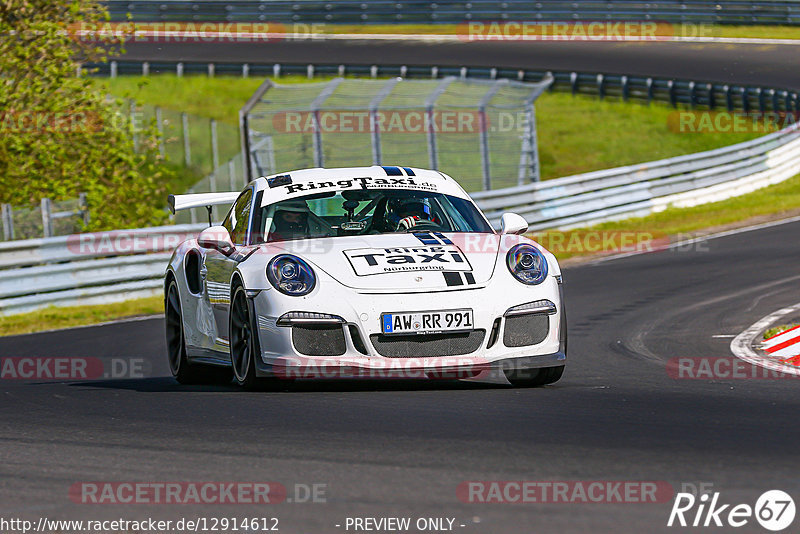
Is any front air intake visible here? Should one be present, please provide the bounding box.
[292,324,347,356]
[370,330,485,358]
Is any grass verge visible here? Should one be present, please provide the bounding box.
[4,173,800,336]
[0,296,163,337]
[534,172,800,261]
[764,324,799,340]
[97,75,761,182]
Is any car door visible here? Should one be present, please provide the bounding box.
[205,187,254,348]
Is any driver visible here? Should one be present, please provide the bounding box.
[387,197,437,231]
[268,200,311,241]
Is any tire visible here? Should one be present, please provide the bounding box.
[229,284,261,389]
[165,279,230,385]
[504,365,564,387]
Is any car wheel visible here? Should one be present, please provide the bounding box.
[504,365,564,387]
[166,279,230,384]
[229,284,261,389]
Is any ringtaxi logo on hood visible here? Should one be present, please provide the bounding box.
[344,245,472,276]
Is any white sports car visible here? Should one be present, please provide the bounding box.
[165,166,566,388]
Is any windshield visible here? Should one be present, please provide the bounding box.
[253,189,493,243]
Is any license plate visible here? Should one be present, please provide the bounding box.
[381,309,474,335]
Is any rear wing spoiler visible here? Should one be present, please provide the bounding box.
[168,192,241,225]
[168,192,240,213]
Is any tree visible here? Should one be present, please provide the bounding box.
[0,0,170,229]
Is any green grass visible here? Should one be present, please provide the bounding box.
[535,93,760,179]
[5,172,800,334]
[764,324,799,340]
[534,172,800,260]
[96,75,338,122]
[97,74,761,184]
[0,296,163,337]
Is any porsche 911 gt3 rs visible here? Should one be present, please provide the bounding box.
[164,166,566,388]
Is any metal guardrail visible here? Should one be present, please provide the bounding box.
[0,224,204,316]
[90,62,800,116]
[5,61,800,316]
[104,1,800,25]
[2,119,799,315]
[472,121,800,229]
[1,194,89,242]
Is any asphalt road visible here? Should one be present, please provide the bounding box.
[117,39,800,89]
[2,220,800,533]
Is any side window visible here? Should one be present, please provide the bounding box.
[223,189,253,245]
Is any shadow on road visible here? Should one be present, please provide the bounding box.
[65,376,519,393]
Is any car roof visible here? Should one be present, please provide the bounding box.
[256,165,472,207]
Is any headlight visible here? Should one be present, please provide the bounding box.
[506,244,548,285]
[267,255,316,296]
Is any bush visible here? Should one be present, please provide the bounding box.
[0,0,171,230]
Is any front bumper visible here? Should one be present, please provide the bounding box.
[248,273,567,379]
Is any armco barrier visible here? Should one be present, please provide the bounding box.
[104,1,800,25]
[473,121,800,229]
[88,62,800,118]
[0,224,204,315]
[2,120,799,315]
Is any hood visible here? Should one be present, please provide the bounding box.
[262,232,501,292]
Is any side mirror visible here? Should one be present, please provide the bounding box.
[197,225,235,255]
[500,213,529,235]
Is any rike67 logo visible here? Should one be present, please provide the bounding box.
[668,490,795,531]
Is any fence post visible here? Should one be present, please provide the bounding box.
[79,192,90,227]
[570,72,578,95]
[208,63,215,77]
[155,106,165,158]
[668,80,676,107]
[369,78,400,165]
[1,204,13,241]
[242,63,249,78]
[176,62,184,77]
[425,77,455,170]
[688,81,696,109]
[646,78,654,105]
[707,83,716,110]
[307,64,314,79]
[142,61,149,76]
[621,75,629,101]
[478,79,507,190]
[41,198,53,238]
[182,112,191,167]
[129,99,139,152]
[597,74,605,99]
[110,60,118,78]
[310,78,344,168]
